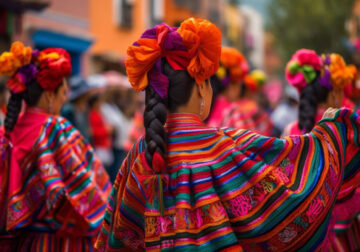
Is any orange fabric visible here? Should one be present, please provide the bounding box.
[177,18,221,84]
[0,42,32,76]
[126,38,161,91]
[244,75,258,92]
[219,47,249,83]
[328,54,355,89]
[126,18,221,91]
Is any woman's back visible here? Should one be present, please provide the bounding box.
[1,109,111,251]
[96,109,360,251]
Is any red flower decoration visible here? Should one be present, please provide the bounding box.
[36,48,72,91]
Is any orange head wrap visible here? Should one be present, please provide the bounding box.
[125,17,221,98]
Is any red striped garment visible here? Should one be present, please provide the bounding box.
[0,110,112,251]
[96,109,360,251]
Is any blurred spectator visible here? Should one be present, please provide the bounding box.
[88,91,114,170]
[263,79,283,111]
[123,108,145,152]
[0,79,7,126]
[101,72,133,182]
[271,85,299,137]
[62,76,91,141]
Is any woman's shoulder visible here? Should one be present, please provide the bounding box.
[39,115,82,142]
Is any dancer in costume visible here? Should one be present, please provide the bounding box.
[0,42,111,251]
[343,64,359,110]
[95,18,360,251]
[207,47,249,127]
[221,69,273,136]
[283,49,355,135]
[284,49,360,251]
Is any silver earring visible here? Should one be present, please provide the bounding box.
[200,99,204,116]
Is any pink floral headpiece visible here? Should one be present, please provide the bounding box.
[285,49,322,92]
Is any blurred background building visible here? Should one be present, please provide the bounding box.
[1,0,267,75]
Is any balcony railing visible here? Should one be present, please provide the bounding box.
[0,0,50,12]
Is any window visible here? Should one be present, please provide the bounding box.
[114,0,133,29]
[173,0,200,13]
[150,0,164,26]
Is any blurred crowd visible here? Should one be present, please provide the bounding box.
[0,60,359,183]
[0,71,144,183]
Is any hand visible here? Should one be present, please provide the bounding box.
[322,107,338,119]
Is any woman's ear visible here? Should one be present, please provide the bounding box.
[44,90,55,103]
[198,79,211,99]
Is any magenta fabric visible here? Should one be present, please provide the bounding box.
[207,95,232,127]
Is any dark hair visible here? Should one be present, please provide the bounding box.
[143,59,195,169]
[298,77,329,133]
[88,94,101,108]
[4,80,63,133]
[210,74,225,100]
[0,80,6,94]
[240,82,247,98]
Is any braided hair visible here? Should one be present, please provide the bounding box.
[4,93,22,133]
[143,59,195,169]
[4,80,62,134]
[298,77,329,133]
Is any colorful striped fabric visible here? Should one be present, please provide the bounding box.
[95,109,360,251]
[0,112,111,251]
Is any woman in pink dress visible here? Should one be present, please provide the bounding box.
[283,49,355,136]
[283,48,360,251]
[222,69,273,136]
[207,47,249,127]
[0,42,111,251]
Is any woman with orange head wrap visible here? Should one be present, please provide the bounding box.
[95,19,360,252]
[207,47,273,136]
[0,42,111,250]
[207,47,249,127]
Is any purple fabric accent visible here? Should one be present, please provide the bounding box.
[148,59,169,99]
[163,31,187,51]
[319,68,332,89]
[140,24,185,51]
[324,55,331,65]
[141,26,157,39]
[19,64,38,84]
[31,50,39,63]
[135,23,186,98]
[221,75,231,87]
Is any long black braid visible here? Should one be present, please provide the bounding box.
[4,93,22,133]
[144,85,167,168]
[4,79,62,134]
[298,77,329,133]
[143,59,195,169]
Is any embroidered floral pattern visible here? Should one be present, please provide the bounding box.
[278,226,297,243]
[306,197,324,223]
[229,194,252,216]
